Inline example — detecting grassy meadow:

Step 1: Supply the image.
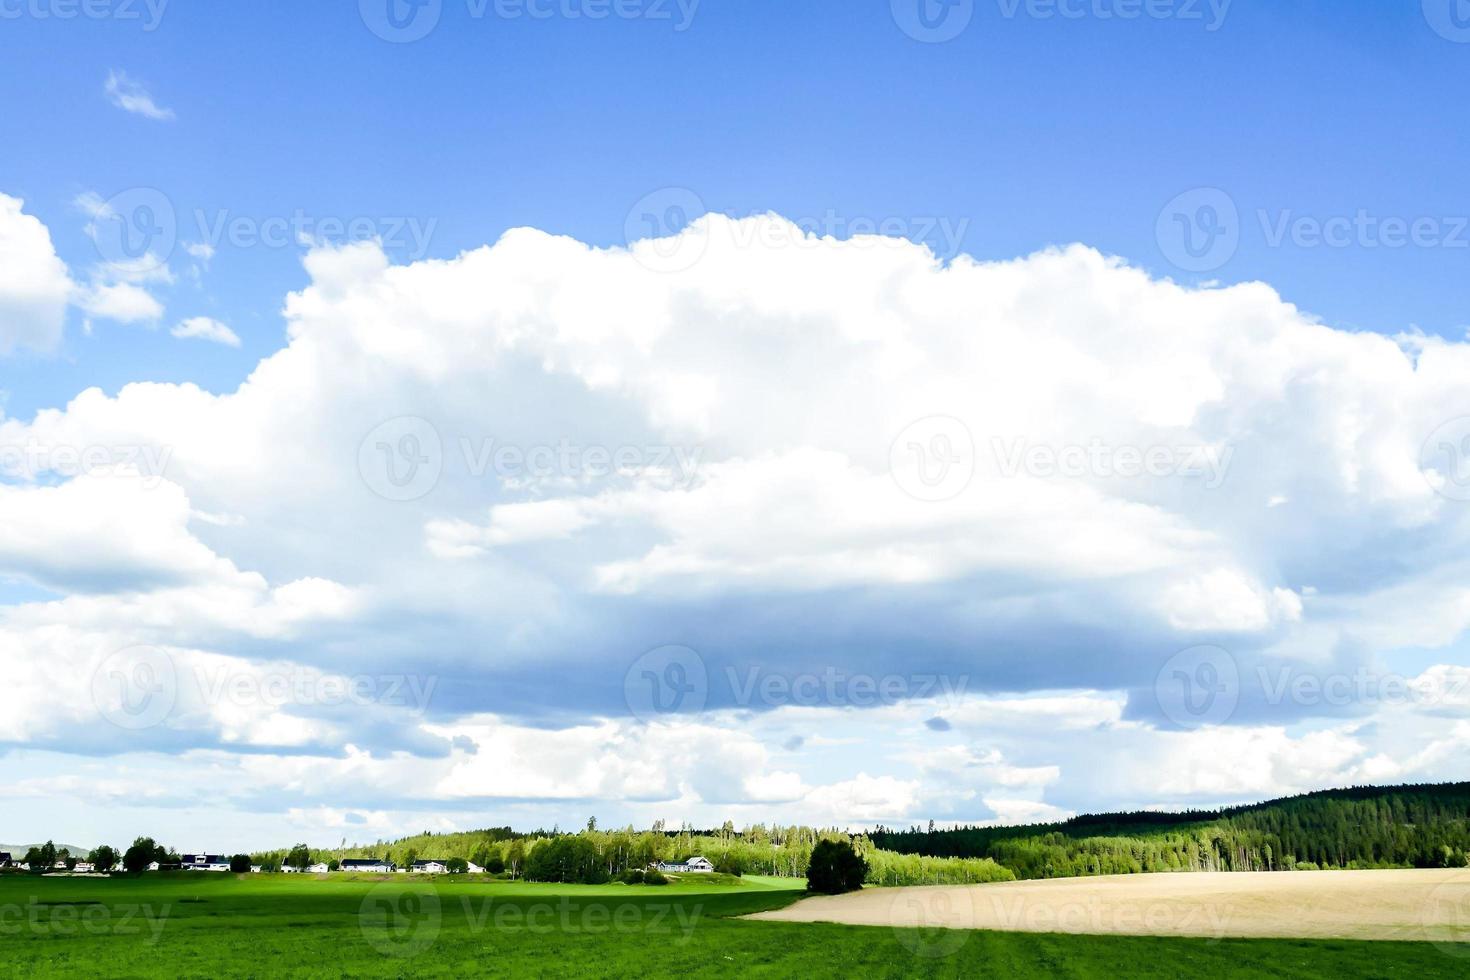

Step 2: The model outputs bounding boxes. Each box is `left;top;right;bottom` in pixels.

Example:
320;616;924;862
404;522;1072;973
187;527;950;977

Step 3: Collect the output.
0;871;1464;978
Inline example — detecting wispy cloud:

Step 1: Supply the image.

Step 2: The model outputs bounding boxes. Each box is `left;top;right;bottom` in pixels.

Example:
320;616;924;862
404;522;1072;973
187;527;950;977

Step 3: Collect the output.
104;70;175;121
171;316;240;347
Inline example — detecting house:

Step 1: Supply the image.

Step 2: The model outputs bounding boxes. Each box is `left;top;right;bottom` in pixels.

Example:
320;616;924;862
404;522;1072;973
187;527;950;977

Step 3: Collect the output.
654;856;715;874
180;854;231;872
410;860;449;874
147;861;182;872
307;863;330;874
466;862;485;874
338;859;396;873
74;862;96;874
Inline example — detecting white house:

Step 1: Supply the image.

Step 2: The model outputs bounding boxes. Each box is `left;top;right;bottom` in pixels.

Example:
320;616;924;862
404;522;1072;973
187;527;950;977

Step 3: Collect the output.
181;854;231;872
338;859;396;873
307;862;330;873
466;862;486;874
74;862;95;874
654;856;714;874
411;860;450;874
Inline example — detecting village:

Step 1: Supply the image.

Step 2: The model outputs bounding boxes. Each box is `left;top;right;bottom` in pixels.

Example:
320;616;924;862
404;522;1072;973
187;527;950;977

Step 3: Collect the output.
0;850;716;877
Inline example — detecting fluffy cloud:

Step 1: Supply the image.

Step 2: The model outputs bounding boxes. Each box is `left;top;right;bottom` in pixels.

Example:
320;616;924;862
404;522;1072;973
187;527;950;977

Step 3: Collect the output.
76;281;164;324
4;211;1470;845
0;194;71;354
104;70;175;121
172;316;241;347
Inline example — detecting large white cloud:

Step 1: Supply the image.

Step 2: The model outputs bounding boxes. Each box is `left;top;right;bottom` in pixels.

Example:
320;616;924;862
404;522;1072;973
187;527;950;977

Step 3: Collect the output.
3;211;1470;846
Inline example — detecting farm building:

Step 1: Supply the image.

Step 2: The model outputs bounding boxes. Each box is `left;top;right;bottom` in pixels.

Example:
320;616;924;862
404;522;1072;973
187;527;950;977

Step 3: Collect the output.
180;854;231;871
338;859;396;873
654;856;714;873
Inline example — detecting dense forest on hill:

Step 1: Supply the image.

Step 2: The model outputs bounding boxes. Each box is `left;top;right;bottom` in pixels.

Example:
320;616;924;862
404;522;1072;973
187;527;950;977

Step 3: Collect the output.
254;821;1014;887
871;783;1470;878
252;784;1470;885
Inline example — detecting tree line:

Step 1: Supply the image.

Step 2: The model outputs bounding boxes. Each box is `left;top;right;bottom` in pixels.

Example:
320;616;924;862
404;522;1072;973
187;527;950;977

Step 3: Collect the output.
869;782;1470;879
285;819;1014;887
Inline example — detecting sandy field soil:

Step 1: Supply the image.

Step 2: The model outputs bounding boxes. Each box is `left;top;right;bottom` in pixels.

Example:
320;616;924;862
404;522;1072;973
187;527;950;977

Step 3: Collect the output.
747;869;1470;942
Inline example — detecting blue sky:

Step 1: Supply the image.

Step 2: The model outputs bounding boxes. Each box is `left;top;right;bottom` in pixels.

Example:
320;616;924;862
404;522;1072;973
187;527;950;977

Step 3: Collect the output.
4;1;1470;416
2;2;1470;849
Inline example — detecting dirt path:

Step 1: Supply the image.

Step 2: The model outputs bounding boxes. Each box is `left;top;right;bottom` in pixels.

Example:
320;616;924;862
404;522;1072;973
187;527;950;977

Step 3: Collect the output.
746;869;1470;943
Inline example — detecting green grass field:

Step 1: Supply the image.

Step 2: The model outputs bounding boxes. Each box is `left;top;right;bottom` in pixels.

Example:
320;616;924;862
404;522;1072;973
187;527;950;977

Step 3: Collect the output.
0;872;1463;978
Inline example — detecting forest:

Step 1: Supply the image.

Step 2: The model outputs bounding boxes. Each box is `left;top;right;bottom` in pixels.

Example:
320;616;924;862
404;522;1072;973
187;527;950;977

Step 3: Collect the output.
253;819;1015;887
870;782;1470;878
249;783;1470;885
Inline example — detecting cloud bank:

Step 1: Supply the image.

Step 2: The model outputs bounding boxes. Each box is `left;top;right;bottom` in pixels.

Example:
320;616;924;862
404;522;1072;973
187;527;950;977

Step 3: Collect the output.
3;209;1470;847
